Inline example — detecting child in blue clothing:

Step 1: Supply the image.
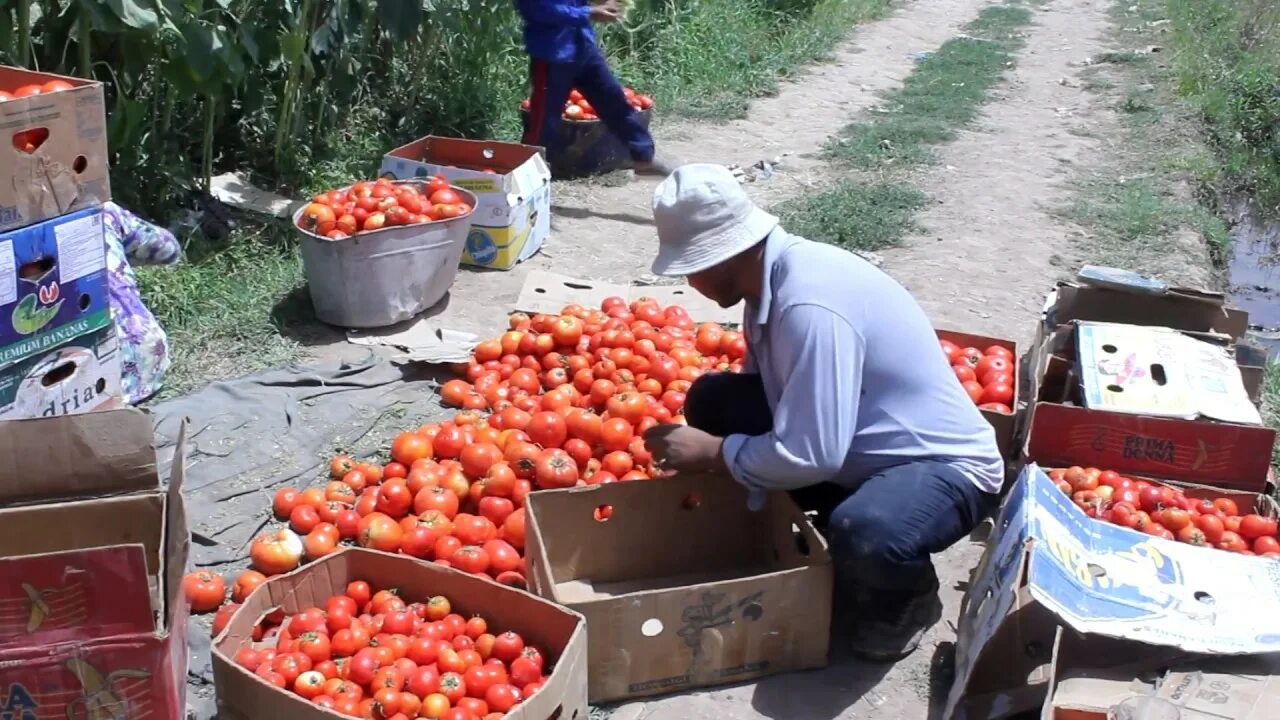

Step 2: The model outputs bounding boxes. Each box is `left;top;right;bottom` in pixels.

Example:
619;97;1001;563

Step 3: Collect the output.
515;0;675;176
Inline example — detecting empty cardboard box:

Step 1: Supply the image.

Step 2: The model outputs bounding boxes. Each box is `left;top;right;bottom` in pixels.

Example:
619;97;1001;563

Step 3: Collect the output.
525;472;832;703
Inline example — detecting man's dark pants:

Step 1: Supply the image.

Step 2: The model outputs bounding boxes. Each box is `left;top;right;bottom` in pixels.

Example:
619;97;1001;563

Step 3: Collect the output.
684;372;993;611
522;44;656;163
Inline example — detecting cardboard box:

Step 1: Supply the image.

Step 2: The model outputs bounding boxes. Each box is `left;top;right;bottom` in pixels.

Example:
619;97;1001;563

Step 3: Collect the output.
380;136;551;270
0;324;121;420
1038;268;1250;342
947;464;1280;720
0;67;111;231
1037;269;1263;402
0;408;189;720
937;327;1019;459
524;473;832;703
1025;323;1276;492
212;548;588;720
1076;322;1261;426
0;405;161;506
1041;626;1280;720
0;207;110;368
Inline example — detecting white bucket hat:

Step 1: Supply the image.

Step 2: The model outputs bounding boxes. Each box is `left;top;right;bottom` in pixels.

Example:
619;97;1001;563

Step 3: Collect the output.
651;163;779;276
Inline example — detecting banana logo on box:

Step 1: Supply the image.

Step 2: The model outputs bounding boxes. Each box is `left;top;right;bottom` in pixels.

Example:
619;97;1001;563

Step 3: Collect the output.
65;658;151;720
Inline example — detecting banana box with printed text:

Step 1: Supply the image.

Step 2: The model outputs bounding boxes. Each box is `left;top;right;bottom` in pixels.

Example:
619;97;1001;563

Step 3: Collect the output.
947;464;1280;720
0;408;189;720
380;136;551;270
0;207;110;370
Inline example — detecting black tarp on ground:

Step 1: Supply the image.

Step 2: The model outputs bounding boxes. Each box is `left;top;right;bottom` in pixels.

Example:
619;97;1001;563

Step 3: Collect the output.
150;357;453;718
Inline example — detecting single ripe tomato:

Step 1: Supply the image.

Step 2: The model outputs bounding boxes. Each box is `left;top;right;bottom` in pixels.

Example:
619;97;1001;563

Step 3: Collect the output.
182;571;226;613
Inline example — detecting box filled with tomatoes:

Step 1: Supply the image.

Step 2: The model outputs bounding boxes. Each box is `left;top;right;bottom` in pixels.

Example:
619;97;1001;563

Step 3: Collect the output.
0;408;189;720
381;136;552;271
946;464;1280;720
0;66;111;231
936;329;1019;459
524;472;832;703
519;86;655;178
211;547;587;720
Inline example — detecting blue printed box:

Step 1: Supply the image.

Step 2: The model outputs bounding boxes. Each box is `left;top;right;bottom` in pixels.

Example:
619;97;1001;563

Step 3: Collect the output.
0;207;110;370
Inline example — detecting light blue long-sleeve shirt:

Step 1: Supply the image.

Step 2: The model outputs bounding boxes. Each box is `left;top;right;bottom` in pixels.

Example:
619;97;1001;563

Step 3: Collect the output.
721;229;1004;502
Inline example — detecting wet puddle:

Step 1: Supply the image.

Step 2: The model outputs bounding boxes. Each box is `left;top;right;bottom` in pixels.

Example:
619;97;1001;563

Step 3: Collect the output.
1226;202;1280;359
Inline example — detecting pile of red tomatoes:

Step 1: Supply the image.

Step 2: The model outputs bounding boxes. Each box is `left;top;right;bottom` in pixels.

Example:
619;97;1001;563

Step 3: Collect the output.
1050;466;1280;556
938;338;1014;414
195;298;741;600
520;87;655;121
228;582;552;719
298;176;473;240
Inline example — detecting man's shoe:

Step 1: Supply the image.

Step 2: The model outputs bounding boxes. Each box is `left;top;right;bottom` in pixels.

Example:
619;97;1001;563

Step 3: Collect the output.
848;584;943;663
634;156;678;177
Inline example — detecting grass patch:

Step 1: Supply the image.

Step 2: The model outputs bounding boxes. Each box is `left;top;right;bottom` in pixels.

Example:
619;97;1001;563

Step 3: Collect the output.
776;181;927;251
138;220;309;399
1058;0;1233;282
778;1;1037;252
827;4;1034;170
1167;0;1280;213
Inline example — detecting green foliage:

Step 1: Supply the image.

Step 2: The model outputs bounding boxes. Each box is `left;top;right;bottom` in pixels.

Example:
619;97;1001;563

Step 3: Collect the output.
1167;0;1280;212
0;0;890;221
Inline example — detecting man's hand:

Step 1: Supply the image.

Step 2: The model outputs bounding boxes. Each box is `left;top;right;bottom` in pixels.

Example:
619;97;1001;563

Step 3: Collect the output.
643;424;725;474
590;0;620;23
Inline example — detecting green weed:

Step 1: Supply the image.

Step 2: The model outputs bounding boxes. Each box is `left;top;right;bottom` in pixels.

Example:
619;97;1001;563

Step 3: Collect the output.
1167;0;1280;212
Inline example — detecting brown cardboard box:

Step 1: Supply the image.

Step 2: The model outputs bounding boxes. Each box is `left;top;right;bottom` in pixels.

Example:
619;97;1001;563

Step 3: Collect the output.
1154;662;1280;718
937;328;1020;459
525;472;832;703
1035;276;1263;403
0;404;160;505
1041;626;1280;720
0;408;189;720
1024;323;1275;492
212;548;589;720
0;67;111;231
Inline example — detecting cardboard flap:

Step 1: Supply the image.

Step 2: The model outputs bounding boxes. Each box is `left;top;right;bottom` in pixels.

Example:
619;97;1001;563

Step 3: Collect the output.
1045;279;1248;340
1075;322;1261;425
162;418;190;632
0;407;157;503
526;472;827;592
1021;465;1280;654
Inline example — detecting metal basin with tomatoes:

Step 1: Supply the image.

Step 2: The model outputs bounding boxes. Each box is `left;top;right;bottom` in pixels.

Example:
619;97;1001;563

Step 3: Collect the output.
294;179;477;329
